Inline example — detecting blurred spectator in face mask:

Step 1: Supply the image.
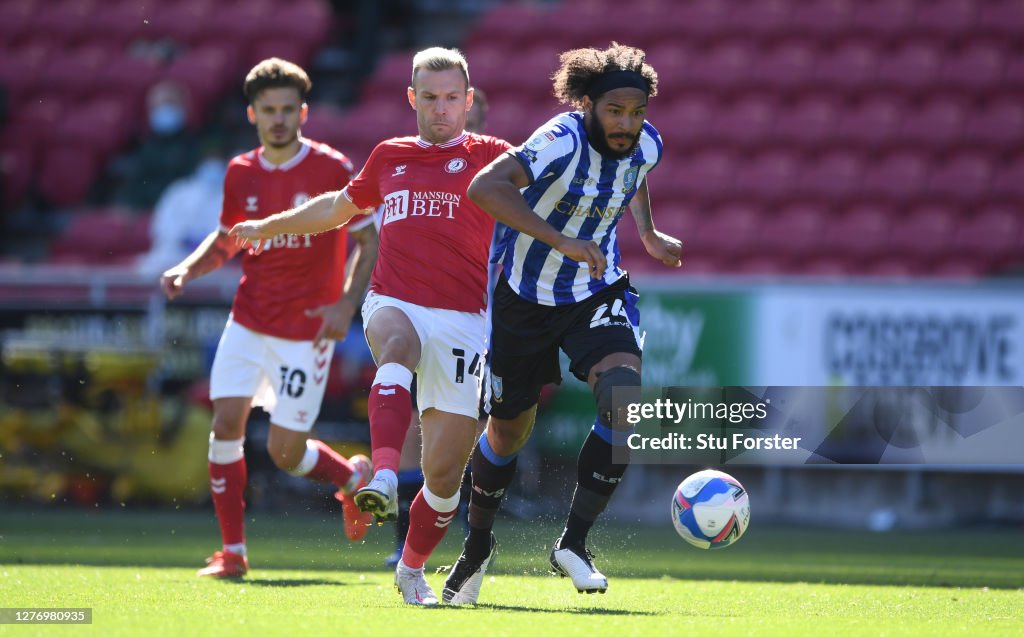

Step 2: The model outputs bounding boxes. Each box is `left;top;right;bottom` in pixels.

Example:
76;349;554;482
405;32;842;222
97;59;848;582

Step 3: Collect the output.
135;143;228;277
115;81;202;211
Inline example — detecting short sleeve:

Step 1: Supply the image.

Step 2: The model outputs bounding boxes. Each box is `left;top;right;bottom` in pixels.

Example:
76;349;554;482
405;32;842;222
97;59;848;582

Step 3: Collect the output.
343;143;387;210
218;163;245;232
511;116;579;184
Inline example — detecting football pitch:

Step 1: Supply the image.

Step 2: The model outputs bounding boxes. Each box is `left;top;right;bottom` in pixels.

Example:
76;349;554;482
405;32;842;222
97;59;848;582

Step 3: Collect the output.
0;509;1021;636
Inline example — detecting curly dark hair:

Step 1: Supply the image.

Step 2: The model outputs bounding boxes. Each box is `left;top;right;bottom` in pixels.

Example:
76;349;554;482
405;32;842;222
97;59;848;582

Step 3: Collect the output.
243;58;312;104
552;42;658;109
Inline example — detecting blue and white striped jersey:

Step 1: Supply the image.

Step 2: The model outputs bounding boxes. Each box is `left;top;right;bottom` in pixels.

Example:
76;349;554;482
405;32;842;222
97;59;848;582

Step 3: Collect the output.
496;111;662;306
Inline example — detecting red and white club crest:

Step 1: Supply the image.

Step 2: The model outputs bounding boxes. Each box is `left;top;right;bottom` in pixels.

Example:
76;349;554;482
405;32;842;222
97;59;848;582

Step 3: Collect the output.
445;158;468;174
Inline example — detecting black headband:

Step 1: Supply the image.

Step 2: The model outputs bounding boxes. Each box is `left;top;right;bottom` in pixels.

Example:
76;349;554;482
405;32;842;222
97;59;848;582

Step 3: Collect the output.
586;70;649;101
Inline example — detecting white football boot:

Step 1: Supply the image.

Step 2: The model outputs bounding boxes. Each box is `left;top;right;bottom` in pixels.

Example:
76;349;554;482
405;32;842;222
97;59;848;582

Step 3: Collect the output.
549;538;608;594
353;472;398;523
395;561;438;605
442;533;497;604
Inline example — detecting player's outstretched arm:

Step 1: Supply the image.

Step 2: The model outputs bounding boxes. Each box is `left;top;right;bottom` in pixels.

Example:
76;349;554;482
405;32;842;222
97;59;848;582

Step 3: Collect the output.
469;154;607;279
160;229;241;300
631;180;682;268
228;190;367;250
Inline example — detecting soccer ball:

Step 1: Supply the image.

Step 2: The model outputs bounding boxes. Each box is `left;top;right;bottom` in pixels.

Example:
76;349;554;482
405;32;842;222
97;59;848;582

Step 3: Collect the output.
671;469;750;549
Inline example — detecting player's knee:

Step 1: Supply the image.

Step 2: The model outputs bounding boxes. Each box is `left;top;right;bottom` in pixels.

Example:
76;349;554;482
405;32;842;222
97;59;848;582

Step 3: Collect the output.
422;467;463;500
594;365;642;430
488;415;534;456
211;413;246;440
376;332;419;369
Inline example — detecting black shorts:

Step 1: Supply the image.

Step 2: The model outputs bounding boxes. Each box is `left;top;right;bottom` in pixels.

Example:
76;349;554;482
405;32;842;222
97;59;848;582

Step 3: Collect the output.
488;274;642;419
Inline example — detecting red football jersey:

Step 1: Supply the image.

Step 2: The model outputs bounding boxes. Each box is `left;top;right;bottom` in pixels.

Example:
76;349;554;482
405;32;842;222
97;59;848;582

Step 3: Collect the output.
345;133;511;313
219;138;355;340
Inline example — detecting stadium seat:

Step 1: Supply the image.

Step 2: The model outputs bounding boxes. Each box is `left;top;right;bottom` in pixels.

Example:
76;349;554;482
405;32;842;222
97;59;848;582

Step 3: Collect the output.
926;151;994;203
812;39;880;92
731;150;801;200
36;146;102;208
154;0;218;45
165;43;243;115
35;43;112;100
773;94;840;148
976;0;1024;37
963;97;1024;150
913;0;979;38
887;204;959;258
676;255;722;276
822;204;892;258
90;0;159;43
7;93;67;149
360;51;416;104
728;255;791;277
899;96;967;150
835;94;906;147
666;0;730;41
708;94;779;148
789;0;855;37
0;39;55;103
863;257;926;279
875;40;943;91
797;149;865;201
850;0;917;36
730;0;792;40
693;202;762;257
929;256;989;279
31;0;99;45
861;150;930;202
992;154;1024;199
0;138;36;212
300;103;350;152
954;205;1023;260
0;0;39;43
749;39;817;91
669;149;738;203
938;40;1007;92
94;53;164;108
49;210;151;264
56;96;136;157
799;256;854;277
684;40;756;91
758;202;828;257
663;93;718;149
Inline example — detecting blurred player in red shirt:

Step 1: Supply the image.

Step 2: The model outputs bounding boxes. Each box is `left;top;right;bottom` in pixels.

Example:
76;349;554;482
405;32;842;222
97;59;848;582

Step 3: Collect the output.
231;48;510;604
160;58;379;578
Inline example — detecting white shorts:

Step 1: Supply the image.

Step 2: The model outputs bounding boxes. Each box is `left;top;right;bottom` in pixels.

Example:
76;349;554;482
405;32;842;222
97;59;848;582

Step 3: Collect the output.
209;316;333;432
362;291;486;420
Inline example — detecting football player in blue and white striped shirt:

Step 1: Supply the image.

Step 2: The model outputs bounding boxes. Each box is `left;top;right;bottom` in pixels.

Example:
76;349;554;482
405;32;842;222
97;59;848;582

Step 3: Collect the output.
443;43;682;603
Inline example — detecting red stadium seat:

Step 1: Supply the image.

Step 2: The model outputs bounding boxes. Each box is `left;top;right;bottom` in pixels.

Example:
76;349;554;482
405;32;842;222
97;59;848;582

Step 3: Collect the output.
875;40;943;91
773;94;840;148
731;150;801;200
850;0;917;36
7;93;67;149
94;53;164;108
153;0;218;45
759;202;829;257
835;94;905;147
300;103;350;152
887;204;958;258
693;202;762;257
0;39;55;103
799;256;854;277
926;151;994;203
797;149;865;201
930;256;990;279
731;0;792;40
862;257;925;279
34;42;113;100
823;204;892;258
664;93;718;148
1005;52;1024;91
790;0;855;38
49;210;152;264
0;137;36;212
708;94;779;148
938;40;1007;92
683;40;755;91
0;0;40;42
861;150;930;202
677;255;723;276
899;96;967;150
30;0;99;44
36;146;102;208
812;39;880;92
954;206;1023;260
976;0;1024;37
669;149;738;203
666;0;730;40
165;43;243;115
56;96;137;157
992;154;1024;199
90;0;159;43
749;39;817;91
728;255;791;277
963;97;1024;150
913;0;979;38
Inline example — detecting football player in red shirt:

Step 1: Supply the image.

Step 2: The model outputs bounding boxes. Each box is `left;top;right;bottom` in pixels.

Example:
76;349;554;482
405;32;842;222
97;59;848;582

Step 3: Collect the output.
160;58;379;578
230;48;510;604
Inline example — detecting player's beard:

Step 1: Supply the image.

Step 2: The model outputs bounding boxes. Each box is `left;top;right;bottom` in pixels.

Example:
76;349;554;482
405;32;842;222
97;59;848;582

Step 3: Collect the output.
586;115;640;160
263;126;298;150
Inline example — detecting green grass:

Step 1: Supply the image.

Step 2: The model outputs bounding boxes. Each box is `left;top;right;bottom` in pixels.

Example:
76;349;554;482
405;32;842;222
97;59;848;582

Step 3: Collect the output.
0;509;1022;636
